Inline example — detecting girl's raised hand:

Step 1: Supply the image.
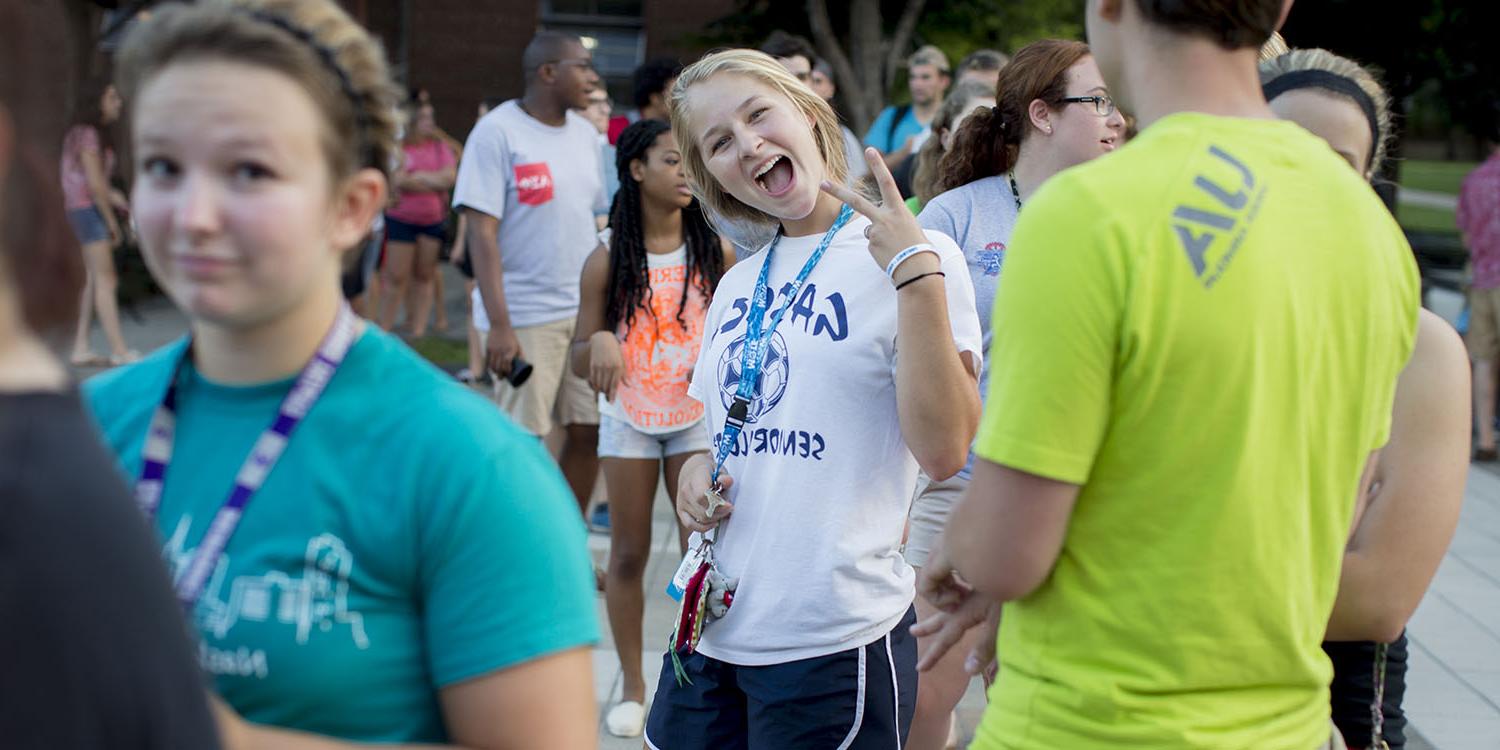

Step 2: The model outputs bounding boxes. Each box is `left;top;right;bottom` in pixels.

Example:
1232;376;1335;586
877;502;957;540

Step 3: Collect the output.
819;147;933;276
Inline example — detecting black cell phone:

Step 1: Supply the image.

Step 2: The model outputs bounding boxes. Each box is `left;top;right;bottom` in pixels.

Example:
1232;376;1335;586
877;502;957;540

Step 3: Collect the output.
506;356;533;387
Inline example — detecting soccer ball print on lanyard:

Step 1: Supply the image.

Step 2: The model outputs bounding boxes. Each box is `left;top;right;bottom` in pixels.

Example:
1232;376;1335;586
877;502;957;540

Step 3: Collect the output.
665;205;853;685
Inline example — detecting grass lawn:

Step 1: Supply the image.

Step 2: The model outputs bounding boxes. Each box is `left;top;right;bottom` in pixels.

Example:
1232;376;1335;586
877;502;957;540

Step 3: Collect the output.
406;335;469;369
1398;159;1477;195
1397;202;1458;234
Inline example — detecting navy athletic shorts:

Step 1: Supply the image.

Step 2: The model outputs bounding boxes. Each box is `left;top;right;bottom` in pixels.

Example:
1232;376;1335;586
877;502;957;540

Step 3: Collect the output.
384;215;445;243
644;606;917;749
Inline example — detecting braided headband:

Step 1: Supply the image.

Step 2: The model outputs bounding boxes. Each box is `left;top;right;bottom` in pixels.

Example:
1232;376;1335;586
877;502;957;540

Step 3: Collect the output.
239;8;374;167
1262;69;1380;170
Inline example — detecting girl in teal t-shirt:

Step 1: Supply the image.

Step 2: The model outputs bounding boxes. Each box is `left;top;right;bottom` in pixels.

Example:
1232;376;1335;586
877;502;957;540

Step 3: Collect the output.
86;1;598;747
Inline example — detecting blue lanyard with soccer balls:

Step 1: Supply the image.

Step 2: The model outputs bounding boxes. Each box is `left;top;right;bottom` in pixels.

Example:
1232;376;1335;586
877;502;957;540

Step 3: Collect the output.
708;203;853;488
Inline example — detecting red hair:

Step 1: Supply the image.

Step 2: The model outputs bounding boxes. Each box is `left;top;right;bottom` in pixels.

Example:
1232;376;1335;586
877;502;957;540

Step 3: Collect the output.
934;39;1090;195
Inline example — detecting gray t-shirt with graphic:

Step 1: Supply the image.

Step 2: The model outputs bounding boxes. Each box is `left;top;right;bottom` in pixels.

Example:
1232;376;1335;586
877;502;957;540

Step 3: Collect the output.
918;174;1019;477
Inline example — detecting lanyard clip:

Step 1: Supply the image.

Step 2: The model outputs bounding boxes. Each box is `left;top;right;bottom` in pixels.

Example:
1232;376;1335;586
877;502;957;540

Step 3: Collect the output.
725;397;750;431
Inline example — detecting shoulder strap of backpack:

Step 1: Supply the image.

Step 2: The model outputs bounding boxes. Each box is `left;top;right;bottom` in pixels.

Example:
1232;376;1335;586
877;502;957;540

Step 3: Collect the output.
887;104;912;151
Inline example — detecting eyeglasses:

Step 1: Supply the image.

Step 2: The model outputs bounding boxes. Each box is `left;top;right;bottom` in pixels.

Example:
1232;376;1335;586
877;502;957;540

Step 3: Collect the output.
1061;95;1115;117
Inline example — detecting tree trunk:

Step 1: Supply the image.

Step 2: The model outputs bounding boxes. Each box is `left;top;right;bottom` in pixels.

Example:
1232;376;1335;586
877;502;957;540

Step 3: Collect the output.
848;0;883;131
884;0;927;96
807;0;929;136
808;0;870;129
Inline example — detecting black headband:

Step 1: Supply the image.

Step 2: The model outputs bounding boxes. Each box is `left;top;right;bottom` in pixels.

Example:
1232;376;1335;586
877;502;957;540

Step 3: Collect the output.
1262;69;1380;171
240;9;374;167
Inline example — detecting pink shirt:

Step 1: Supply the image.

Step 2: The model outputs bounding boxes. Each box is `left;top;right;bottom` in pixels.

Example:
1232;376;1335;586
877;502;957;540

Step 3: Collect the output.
60;125;113;211
1459;153;1500;290
388;138;457;226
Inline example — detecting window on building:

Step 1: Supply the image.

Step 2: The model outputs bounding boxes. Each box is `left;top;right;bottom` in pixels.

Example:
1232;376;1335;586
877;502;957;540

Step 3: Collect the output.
542;0;644;110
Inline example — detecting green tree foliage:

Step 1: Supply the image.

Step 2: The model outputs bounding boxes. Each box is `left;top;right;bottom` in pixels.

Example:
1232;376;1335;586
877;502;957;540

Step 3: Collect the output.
1281;0;1500;142
696;0;1087;127
918;0;1085;69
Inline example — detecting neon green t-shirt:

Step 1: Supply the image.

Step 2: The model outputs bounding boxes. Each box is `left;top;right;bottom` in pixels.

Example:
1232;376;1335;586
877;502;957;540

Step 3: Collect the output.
972;113;1419;749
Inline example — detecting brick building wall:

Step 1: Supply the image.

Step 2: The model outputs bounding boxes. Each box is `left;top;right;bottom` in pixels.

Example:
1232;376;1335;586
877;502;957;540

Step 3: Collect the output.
643;0;726;61
345;0;734;139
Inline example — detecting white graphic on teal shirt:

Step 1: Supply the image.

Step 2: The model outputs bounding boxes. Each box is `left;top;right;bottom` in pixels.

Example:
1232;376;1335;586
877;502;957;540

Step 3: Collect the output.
164;518;371;654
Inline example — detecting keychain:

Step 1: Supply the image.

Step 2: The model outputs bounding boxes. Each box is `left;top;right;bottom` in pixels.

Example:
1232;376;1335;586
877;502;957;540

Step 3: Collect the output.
667;485;738;685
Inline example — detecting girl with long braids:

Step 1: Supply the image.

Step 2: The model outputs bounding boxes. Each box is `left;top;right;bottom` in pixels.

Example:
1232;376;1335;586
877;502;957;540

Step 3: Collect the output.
904;39;1124;750
645;49;982;748
85;1;598;746
1262;48;1469;750
571;118;732;738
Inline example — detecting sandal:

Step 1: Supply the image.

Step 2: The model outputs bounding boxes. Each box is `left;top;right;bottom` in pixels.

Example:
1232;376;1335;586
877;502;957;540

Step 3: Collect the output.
1475;447;1499;463
69;351;109;367
108;350;142;367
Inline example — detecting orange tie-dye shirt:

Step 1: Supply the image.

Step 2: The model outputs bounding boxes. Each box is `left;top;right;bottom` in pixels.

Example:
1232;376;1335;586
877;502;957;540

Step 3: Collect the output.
602;246;709;433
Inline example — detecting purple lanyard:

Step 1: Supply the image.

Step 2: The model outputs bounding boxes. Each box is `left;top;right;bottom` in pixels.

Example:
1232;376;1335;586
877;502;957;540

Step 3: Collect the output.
135;303;359;610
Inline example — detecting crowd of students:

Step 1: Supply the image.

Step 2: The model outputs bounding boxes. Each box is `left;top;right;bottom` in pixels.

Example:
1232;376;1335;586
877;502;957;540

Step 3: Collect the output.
0;0;1485;748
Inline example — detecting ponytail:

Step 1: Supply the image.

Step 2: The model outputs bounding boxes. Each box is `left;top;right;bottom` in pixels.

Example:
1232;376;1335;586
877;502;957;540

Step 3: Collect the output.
932;38;1090;195
934;106;1014;196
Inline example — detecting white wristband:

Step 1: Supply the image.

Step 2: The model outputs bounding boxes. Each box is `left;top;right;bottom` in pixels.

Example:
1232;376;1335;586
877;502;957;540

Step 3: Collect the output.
885;244;938;279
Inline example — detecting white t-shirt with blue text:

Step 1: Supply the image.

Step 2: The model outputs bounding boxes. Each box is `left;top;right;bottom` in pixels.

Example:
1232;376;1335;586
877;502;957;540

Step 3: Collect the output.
685;215;983;665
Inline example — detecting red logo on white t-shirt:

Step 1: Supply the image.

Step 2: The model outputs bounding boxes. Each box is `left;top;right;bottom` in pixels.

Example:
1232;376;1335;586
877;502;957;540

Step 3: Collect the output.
514;162;554;206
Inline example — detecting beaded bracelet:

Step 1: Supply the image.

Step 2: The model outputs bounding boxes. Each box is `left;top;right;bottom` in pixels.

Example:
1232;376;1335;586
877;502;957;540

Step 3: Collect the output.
895;270;945;291
884;243;938;279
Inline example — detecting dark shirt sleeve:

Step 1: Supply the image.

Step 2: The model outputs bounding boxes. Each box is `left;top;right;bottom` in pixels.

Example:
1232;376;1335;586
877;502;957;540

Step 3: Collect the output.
0;392;221;750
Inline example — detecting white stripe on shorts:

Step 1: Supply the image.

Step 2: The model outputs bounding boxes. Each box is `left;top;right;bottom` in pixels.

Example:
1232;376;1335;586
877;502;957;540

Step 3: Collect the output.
835;642;869;750
886;632;902;750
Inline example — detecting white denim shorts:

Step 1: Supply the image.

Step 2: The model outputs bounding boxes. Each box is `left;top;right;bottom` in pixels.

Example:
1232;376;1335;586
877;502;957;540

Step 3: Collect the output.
597;413;709;460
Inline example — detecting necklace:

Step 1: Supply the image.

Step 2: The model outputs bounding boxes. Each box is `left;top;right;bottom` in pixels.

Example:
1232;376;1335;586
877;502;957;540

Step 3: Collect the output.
1007;171;1023;211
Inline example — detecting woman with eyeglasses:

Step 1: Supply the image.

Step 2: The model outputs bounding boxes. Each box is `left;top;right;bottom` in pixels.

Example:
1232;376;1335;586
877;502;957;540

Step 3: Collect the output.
905;38;1126;750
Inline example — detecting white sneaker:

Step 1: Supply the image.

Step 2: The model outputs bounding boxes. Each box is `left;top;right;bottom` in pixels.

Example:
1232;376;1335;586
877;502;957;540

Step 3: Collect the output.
606;700;646;738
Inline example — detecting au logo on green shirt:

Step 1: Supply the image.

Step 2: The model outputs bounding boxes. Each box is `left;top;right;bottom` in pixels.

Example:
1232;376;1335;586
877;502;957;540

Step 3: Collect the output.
1172;145;1268;288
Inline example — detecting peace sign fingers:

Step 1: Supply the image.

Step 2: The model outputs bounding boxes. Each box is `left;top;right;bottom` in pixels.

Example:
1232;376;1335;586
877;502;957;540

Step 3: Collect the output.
861;146;907;210
818;170;879;221
819;147;931;274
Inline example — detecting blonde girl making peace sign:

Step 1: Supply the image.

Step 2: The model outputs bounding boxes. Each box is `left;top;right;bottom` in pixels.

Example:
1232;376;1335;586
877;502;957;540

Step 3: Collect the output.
646;48;982;749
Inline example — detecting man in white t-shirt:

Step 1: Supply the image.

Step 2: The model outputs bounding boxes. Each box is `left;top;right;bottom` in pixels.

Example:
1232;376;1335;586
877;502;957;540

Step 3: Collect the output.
454;30;608;513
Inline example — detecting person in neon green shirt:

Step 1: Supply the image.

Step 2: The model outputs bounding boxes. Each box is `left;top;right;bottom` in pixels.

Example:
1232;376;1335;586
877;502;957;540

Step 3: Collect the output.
913;1;1421;748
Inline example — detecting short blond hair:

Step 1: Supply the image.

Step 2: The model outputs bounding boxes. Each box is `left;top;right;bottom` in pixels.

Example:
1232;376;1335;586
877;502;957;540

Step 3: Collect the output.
1258;32;1290;62
669;49;849;234
116;0;402;183
909;44;950;73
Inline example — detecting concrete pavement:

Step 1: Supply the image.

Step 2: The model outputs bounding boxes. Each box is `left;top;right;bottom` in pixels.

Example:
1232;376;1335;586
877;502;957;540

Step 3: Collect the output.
1400;188;1460;212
